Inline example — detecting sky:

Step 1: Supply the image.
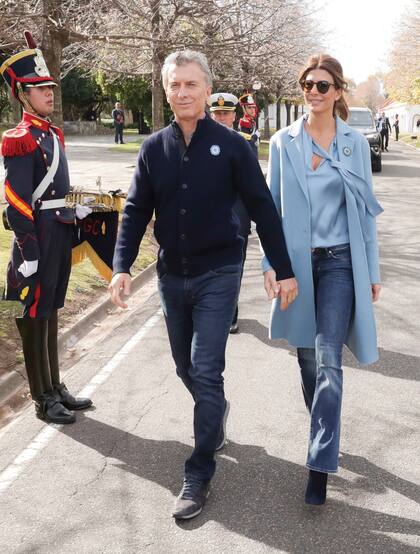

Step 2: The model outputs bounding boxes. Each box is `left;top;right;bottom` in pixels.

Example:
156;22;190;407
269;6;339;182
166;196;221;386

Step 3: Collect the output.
314;0;416;84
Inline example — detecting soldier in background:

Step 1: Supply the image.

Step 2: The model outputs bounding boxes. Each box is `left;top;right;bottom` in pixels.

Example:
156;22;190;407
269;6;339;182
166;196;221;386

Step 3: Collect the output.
1;32;92;424
112;101;125;144
238;92;260;157
209;92;251;333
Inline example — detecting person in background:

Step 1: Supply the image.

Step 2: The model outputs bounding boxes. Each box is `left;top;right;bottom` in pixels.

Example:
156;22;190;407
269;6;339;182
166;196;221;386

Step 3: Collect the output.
112;101;125;144
109;50;297;520
378;111;391;151
209;91;251;333
238;93;260;157
393;114;400;141
0;32;92;424
262;53;382;505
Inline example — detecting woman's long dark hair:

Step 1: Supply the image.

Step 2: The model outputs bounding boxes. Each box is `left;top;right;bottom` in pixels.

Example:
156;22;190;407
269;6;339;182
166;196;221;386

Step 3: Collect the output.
298;54;349;121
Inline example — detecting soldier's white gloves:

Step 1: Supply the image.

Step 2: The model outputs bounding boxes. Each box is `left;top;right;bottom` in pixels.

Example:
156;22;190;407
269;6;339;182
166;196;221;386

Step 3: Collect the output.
18;260;38;278
75;204;93;219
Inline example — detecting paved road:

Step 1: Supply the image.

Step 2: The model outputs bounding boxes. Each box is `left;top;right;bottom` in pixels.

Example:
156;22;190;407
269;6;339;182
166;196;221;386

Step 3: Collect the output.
0;140;419;553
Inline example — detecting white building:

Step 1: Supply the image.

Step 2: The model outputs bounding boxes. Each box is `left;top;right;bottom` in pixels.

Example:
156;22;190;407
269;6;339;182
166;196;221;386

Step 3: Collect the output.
258;102;305;131
378;99;420;134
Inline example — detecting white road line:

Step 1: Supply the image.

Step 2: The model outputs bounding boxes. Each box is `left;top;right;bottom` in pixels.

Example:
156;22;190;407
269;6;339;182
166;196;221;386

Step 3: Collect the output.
0;309;162;495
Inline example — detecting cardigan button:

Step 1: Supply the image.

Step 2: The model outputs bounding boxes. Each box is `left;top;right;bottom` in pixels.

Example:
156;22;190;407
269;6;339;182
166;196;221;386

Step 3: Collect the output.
180;234;186;240
183;155;189;162
180;208;186;215
181;183;188;190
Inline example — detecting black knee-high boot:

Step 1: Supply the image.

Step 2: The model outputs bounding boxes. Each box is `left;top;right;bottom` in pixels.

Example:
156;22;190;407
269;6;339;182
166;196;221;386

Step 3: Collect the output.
15;317;75;424
48;310;92;410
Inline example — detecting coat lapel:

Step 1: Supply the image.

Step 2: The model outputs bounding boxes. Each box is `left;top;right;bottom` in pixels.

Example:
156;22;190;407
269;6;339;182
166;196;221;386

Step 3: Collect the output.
285;117;309;203
335;117;360;176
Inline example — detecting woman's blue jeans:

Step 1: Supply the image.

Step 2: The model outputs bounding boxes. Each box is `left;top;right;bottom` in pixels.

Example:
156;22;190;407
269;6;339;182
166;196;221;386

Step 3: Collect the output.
297;244;355;473
158;264;241;481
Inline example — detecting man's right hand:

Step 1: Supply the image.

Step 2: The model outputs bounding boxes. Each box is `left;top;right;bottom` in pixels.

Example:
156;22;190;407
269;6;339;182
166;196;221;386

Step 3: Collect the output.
108;273;131;309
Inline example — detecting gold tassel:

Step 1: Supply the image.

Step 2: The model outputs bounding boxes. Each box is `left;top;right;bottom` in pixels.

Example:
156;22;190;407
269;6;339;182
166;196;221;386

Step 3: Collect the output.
71;241;113;282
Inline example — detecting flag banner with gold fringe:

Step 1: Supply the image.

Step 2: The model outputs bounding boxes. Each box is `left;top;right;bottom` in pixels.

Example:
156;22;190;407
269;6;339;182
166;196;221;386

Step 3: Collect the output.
72;211;119;282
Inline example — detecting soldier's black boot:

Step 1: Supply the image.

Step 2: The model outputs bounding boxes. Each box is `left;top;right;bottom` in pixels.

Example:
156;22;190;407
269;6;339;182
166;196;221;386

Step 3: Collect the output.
48;310;92;410
35;392;76;424
15;317;76;424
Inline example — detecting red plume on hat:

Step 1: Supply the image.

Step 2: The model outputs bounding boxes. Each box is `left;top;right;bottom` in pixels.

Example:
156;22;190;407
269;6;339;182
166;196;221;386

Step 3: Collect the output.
24;30;38;49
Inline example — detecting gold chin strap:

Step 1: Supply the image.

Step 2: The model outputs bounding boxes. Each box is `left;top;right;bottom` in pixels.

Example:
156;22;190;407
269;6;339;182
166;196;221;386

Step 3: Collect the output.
16;83;37;115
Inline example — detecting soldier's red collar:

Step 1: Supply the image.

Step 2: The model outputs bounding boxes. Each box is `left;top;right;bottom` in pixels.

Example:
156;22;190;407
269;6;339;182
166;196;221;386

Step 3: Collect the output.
21;111;51;132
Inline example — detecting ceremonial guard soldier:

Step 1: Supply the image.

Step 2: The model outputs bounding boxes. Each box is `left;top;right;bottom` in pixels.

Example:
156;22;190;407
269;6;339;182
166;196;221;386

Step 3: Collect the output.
209;92;251;333
1;32;92;424
238;92;260;157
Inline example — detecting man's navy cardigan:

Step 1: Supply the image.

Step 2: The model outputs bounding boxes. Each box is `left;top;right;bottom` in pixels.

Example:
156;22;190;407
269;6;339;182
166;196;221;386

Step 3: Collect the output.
113;115;294;281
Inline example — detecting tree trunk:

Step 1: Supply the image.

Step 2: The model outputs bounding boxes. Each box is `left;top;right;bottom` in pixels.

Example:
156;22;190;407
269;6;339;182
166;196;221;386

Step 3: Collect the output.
263;94;270;140
151;59;165;131
294;103;299;121
10;94;21;124
150;0;164;131
40;1;66;127
285;100;291;126
276;96;282;130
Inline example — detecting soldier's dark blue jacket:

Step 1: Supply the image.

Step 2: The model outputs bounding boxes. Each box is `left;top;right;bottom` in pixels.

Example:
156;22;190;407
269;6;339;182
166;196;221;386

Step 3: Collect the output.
113;114;293;281
2;111;74;317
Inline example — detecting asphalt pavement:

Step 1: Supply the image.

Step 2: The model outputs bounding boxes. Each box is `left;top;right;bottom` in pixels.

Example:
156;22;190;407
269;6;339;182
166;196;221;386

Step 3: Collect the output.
0;138;419;553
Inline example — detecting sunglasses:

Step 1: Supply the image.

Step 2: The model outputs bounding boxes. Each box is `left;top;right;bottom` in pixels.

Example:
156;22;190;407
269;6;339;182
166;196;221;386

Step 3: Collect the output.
300;80;336;94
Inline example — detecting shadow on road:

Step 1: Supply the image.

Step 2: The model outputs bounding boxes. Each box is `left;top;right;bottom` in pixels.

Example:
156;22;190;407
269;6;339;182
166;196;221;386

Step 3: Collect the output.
61;414;420;553
238;318;420;382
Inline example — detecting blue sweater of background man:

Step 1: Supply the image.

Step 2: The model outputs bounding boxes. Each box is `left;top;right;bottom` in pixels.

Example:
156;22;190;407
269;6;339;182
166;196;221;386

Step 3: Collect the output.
113;114;293;281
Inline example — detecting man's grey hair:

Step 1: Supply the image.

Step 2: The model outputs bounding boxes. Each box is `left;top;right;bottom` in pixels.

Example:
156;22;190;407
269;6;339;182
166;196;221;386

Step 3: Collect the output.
161;50;213;89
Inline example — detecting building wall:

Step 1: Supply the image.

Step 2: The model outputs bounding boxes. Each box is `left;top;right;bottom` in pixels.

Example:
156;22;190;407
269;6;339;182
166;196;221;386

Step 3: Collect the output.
258;103;305;131
380;103;420;133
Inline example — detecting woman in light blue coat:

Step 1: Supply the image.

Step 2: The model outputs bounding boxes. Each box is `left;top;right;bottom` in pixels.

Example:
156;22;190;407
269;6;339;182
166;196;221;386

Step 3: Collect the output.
262;54;383;505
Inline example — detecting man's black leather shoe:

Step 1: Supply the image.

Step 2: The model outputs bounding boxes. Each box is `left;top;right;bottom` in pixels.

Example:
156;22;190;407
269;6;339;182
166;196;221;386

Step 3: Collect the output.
35;393;76;424
172;478;210;520
54;383;92;410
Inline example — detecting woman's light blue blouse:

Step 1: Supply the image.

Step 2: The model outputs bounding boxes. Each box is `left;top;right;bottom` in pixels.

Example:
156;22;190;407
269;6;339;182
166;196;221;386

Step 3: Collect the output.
302;127;349;248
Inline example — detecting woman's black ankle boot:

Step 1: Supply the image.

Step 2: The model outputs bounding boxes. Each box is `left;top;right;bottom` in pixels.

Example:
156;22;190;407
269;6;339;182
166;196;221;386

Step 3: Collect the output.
305;469;328;505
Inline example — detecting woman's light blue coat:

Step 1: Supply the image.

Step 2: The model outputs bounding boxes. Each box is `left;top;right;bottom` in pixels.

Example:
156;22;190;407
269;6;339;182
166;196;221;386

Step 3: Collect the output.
262;115;383;364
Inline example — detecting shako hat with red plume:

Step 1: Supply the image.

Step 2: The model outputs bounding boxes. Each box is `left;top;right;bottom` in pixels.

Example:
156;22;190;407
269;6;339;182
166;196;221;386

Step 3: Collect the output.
0;31;57;98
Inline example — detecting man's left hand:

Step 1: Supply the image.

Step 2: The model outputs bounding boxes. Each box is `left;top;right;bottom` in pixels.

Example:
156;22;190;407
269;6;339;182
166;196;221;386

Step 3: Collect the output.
278;277;298;311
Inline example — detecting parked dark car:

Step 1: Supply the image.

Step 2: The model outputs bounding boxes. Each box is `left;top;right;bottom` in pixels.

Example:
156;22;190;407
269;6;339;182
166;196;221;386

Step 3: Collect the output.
348;107;382;172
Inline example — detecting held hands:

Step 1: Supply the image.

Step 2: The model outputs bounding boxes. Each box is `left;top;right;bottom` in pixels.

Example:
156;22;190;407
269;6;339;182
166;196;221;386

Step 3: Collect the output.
264;269;298;311
18;259;38;278
372;283;381;302
108;273;131;309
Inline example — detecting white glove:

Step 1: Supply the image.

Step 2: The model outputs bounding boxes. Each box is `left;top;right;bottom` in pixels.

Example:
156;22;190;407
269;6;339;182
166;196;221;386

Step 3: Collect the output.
75;204;93;219
18;259;38;278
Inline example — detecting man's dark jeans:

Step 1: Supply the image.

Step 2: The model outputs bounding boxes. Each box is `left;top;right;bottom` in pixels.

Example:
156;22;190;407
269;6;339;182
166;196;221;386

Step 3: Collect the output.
232;234;248;326
158;264;242;481
297;244;354;473
114;123;124;144
380;129;389;150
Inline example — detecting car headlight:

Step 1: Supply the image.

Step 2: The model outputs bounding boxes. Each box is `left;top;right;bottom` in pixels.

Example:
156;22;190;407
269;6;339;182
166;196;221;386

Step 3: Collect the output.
366;133;380;141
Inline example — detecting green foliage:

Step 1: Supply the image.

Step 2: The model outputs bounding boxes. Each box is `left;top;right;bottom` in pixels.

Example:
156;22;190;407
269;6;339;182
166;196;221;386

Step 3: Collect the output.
62;69;105;121
97;73;153;127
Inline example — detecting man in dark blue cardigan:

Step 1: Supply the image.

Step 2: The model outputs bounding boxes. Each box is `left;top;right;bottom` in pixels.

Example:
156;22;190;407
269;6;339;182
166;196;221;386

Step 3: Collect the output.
109;50;298;520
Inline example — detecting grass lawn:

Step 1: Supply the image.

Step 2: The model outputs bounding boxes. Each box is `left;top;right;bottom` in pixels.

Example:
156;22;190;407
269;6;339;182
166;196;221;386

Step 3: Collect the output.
259;140;269;161
399;133;420;149
109;136;144;154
